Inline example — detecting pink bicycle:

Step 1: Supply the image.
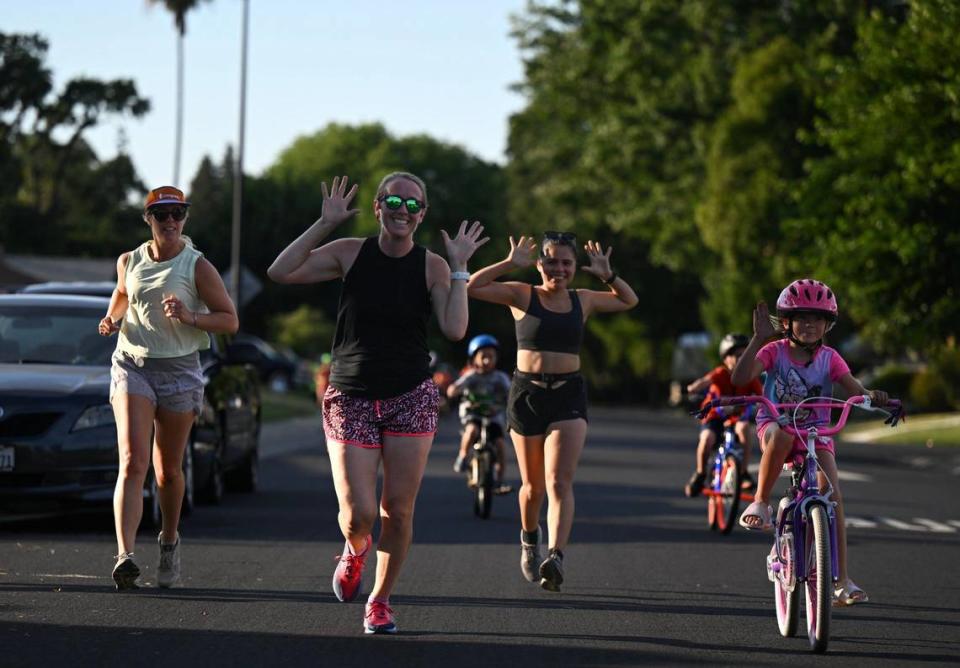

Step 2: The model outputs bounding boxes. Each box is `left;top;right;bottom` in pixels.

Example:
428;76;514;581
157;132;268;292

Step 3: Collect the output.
699;394;903;653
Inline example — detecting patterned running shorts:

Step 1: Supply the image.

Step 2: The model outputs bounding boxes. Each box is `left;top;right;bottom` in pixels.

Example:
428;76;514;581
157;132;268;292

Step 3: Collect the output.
322;377;439;448
110;349;204;416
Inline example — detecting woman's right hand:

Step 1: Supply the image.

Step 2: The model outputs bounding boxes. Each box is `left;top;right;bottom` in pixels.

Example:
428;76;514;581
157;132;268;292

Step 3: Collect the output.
753;301;776;340
98;316;120;336
507;235;538;269
320;175;360;228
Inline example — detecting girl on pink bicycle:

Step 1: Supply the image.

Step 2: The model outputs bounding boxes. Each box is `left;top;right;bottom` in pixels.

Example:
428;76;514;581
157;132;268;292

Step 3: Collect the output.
731;278;888;606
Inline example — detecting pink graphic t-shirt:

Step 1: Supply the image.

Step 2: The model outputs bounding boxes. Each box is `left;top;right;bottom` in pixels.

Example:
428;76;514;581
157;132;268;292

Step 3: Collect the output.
755;339;851;431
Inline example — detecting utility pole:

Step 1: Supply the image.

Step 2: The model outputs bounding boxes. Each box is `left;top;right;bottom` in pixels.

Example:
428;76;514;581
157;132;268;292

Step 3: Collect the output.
230;0;250;319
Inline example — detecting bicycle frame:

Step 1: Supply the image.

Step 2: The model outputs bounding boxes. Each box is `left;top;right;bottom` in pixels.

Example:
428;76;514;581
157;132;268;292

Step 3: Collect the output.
774;425;840;589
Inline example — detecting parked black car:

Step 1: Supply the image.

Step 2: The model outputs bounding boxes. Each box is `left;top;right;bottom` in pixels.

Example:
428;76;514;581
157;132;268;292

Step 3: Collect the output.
227;333;302;393
0;294;261;524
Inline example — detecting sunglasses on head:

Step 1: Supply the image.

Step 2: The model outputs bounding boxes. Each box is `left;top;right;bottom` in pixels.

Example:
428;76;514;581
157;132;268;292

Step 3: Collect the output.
378;194;425;214
150;207;187;222
543;230;577;245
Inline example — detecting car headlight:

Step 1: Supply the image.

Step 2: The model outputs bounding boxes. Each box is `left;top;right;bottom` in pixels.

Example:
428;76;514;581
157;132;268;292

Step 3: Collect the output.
72;404;116;431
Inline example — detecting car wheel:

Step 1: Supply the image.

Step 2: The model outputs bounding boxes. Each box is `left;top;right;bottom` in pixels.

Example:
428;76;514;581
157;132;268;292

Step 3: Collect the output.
228;447;258;493
199;448;224;505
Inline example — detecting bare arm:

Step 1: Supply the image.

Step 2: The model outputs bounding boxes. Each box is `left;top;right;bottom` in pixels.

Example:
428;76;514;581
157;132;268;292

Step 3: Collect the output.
267;176;360;284
190;259;239;334
837;373;889;406
430;220;488;340
731;301;773;386
467;236;537;307
98;254;129;336
687;372;714;395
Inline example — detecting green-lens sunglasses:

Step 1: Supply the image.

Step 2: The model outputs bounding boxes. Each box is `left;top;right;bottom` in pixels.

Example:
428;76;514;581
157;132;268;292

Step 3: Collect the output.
379;194;425;214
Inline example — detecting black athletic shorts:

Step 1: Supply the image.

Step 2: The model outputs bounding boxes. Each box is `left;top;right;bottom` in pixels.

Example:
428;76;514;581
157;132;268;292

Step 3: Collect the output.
507;371;588;436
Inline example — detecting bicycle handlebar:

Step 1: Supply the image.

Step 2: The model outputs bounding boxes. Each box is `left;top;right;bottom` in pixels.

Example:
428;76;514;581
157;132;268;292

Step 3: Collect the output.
692;394;904;435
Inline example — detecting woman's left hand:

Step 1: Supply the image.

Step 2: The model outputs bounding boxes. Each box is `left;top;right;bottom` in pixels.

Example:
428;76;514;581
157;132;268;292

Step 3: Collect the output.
581;240;614;282
441;220;489;270
161;294;193;325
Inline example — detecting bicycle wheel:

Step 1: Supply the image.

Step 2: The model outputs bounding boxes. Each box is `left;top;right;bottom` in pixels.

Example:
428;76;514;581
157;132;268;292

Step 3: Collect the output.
473;451;493;519
804;504;833;653
715;454;742;535
774;535;799;637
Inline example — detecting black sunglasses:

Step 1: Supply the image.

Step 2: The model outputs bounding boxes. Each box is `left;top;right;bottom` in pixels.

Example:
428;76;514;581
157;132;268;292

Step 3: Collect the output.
543;230;577;245
379;194;425;214
150;207;187;222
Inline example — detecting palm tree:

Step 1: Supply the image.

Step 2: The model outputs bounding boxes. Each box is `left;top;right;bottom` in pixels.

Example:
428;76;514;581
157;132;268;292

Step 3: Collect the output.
147;0;210;185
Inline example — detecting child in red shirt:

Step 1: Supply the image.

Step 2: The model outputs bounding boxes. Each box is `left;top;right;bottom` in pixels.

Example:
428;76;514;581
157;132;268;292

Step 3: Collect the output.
684;334;762;497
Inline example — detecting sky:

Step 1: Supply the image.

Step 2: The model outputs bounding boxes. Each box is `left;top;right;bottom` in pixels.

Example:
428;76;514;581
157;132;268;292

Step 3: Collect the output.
4;0;530;193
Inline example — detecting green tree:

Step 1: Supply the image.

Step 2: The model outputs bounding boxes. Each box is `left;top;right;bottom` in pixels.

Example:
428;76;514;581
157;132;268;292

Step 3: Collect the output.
796;0;960;352
0;31;148;255
148;0;211;185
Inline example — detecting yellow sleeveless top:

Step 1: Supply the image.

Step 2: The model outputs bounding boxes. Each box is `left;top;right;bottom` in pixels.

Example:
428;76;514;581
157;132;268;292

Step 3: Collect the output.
116;237;210;358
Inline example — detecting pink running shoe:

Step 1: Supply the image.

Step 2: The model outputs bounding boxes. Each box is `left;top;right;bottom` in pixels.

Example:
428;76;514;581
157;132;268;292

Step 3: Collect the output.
332;535;372;602
363;599;397;634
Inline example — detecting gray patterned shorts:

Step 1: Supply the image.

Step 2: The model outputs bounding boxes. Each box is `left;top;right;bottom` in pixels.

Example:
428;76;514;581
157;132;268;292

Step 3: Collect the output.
110;350;204;415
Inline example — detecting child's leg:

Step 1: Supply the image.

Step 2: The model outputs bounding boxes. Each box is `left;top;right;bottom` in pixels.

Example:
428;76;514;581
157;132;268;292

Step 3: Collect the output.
735;420;757;469
754;425;792;506
695;428;717;473
458;422;479;459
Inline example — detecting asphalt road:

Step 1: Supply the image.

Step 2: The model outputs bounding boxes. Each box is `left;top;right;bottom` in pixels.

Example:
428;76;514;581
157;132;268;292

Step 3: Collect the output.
3;407;959;667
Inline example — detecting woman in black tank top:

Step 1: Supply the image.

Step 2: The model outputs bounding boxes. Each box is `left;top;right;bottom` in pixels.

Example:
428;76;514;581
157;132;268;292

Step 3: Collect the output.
268;173;487;633
468;232;638;592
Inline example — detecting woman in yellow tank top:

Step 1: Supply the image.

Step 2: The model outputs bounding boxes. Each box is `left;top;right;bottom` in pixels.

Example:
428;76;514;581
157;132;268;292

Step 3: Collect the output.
98;186;238;590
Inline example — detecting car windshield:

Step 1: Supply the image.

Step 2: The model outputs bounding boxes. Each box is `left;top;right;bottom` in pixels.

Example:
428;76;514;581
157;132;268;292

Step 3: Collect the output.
0;305;114;366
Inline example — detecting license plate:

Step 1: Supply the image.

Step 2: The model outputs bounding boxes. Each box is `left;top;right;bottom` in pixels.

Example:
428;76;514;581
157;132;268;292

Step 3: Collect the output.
0;446;13;472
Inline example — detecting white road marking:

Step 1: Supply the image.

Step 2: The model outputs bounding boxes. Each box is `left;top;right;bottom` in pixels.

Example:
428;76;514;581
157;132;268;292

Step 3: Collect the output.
914;518;957;533
837;470;872;482
879;517;932;531
844;516;878;529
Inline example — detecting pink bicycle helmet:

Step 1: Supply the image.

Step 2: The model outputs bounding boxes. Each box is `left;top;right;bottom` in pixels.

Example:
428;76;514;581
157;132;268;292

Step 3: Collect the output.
776;278;838;323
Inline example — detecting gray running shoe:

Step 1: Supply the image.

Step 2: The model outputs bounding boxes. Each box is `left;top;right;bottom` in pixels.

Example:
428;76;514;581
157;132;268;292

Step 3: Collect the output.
157;532;181;588
112;552;140;591
539;548;564;593
520;526;541;583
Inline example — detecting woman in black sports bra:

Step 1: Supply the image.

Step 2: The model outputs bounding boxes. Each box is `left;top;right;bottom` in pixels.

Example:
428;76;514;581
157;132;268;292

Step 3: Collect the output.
468;232;637;592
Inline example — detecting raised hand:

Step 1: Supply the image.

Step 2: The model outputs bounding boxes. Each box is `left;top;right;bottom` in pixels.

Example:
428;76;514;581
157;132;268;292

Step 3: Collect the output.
441;220;489;269
580;240;613;281
753;301;776;340
507;235;538;269
320;175;360;228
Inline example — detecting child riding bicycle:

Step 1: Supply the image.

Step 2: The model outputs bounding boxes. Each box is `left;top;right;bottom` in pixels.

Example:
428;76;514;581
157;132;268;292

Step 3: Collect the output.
447;334;512;491
684;333;763;497
731;279;888;606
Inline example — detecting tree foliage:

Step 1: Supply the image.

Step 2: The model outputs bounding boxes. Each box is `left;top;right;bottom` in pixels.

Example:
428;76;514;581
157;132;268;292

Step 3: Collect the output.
0;32;148;257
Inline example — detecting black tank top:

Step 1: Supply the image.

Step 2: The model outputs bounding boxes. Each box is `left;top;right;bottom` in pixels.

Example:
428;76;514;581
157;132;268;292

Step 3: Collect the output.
515;288;584;355
329;237;431;398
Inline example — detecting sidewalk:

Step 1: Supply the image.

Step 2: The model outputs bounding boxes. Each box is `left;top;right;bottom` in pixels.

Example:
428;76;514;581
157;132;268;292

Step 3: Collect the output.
842;412;960;443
